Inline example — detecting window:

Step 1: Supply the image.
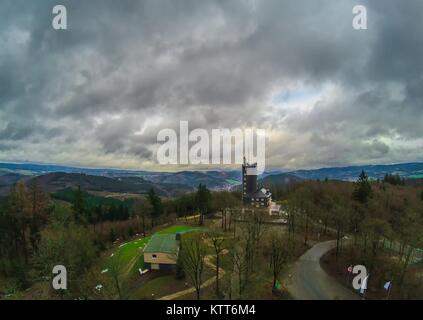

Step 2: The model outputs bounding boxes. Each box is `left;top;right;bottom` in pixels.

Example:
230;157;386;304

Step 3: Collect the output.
152;254;157;259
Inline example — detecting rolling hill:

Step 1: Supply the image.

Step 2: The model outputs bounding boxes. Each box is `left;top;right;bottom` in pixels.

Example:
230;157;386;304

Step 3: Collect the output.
288;162;423;181
142;170;241;190
0;172;194;197
260;172;303;187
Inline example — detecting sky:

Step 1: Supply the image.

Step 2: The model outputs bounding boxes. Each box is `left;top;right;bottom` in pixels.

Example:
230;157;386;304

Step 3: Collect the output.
0;0;422;171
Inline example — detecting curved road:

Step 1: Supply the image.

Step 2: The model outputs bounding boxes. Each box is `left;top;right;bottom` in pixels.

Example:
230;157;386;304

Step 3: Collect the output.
283;240;359;300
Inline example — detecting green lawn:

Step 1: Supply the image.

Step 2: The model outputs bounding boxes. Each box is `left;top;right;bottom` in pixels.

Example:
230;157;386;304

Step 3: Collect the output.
112;237;151;269
105;225;200;273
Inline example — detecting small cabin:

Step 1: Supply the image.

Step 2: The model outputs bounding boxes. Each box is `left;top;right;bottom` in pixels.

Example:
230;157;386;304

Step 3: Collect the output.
143;234;179;271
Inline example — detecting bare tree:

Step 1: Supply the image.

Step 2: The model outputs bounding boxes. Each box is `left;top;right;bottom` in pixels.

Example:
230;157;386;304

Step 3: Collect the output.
208;232;226;296
108;250;125;299
269;234;291;291
232;208;241;238
180;234;207;300
330;200;348;261
287;187;313;245
27;177;49;253
231;246;247;298
242;211;266;274
396;209;423;288
133;198;152;236
253;210;266;250
286;195;299;241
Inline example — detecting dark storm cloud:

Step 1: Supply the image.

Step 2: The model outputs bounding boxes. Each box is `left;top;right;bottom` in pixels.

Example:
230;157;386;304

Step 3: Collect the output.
0;0;422;169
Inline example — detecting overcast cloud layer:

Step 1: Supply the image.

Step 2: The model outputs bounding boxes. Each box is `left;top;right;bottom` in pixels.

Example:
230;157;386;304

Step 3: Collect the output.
0;0;422;171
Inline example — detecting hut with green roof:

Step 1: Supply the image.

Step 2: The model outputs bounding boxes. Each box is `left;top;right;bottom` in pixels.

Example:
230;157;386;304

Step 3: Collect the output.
143;234;180;271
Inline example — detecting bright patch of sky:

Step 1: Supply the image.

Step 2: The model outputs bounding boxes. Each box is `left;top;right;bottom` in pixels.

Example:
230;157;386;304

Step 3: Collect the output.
270;85;322;113
272;87;319;104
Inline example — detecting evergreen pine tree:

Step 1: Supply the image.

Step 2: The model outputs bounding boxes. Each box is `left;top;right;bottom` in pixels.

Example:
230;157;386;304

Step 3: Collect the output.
353;170;372;204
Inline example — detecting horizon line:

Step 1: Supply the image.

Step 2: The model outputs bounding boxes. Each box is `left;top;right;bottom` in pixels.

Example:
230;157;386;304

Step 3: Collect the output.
0;159;422;175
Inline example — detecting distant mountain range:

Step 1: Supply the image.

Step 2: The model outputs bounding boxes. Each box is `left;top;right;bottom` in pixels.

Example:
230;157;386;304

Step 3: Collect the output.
0;161;422;197
0;162;244;192
31;172;193;196
0;171;193;197
287;162;423;181
0;162;152;177
260;173;303;187
143;170;242;189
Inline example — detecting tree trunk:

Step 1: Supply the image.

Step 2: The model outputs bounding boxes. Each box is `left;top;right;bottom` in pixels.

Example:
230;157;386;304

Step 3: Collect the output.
238;273;243;296
399;246;414;288
324;217;328;234
142;213;146;235
304;214;309;246
336;227;341;261
363;234;367;253
215;255;220;296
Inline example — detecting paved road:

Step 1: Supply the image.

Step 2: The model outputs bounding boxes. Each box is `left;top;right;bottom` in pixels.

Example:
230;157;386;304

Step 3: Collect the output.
283;240;359;300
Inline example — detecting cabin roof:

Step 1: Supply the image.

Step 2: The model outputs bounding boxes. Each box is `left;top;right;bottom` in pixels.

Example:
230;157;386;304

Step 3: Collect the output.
143;234;178;254
252;188;272;199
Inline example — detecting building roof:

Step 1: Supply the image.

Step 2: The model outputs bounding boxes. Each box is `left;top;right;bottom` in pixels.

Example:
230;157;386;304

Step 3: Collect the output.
144;234;178;254
252;188;272;199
